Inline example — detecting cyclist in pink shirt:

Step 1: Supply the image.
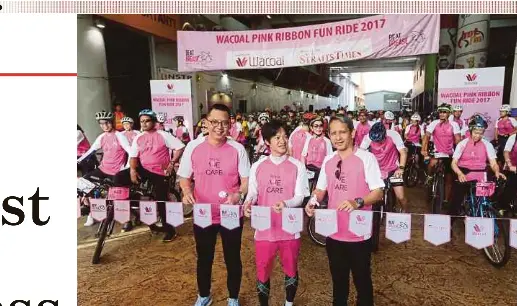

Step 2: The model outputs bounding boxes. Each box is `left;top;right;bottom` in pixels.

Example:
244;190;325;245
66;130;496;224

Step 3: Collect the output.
243;120;310;306
495;104;517;165
77;111;132;226
382;111;396;130
449;105;467;138
77;124;96;175
422;103;461;205
353;109;373;148
405;113;425;169
121;117;139;145
174;116;191;144
360;122;410;212
306;115;384;306
450;115;504;215
301;116;333;178
501;133;517;210
114;109;185;239
178;103;250;306
288;116;311;161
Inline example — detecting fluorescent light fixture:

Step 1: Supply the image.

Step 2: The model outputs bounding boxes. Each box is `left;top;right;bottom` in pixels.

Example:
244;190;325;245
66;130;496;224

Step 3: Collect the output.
94;18;105;29
266;15;272;19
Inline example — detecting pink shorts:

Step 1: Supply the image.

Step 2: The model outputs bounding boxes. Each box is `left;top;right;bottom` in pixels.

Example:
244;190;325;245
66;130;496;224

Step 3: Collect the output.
255;239;301;283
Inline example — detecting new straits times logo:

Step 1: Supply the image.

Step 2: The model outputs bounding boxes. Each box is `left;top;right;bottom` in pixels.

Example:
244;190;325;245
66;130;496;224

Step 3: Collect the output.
0;188;53;305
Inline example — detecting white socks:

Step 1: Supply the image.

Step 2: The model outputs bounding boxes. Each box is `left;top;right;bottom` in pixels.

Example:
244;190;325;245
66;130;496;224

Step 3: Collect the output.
285;302;293;306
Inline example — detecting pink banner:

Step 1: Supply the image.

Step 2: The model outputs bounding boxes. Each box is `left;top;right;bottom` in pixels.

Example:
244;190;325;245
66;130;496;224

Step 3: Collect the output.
150;80;194;140
438;67;505;141
177;15;439;72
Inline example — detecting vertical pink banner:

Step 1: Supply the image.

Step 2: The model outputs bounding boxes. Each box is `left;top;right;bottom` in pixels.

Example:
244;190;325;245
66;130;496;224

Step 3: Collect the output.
150;80;194;140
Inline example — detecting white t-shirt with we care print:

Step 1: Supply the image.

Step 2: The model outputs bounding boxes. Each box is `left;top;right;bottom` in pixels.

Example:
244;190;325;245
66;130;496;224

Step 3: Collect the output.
177;137;250;224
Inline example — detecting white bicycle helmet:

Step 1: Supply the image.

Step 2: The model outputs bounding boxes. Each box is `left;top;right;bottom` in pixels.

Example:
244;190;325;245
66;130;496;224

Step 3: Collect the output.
121;117;134;124
95;111;113;121
384;111;395;120
500;105;511;112
156;114;166;123
411;113;421;121
258;112;270;122
452;105;463;111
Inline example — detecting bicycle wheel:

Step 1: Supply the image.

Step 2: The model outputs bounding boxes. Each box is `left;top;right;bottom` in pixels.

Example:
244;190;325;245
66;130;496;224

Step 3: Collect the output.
482;208;511;267
92;219;110;264
404;163;419;188
307;216;326;247
386;188;397;213
433;175;444;214
371;203;382;253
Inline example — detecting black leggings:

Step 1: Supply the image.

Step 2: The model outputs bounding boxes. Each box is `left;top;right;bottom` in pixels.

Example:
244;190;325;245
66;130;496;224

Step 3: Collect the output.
82;168;113;184
114;166;174;234
194;220;244;299
326;238;373;306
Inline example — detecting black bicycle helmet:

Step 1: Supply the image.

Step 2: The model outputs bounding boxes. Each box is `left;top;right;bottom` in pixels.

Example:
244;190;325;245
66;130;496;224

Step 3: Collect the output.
468;115;488;130
369;122;387;142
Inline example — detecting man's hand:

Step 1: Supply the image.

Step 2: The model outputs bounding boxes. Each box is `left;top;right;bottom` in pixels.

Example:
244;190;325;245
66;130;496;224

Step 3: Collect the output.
305;203;316;217
225;192;242;205
395;169;404;178
421;150;428;157
510;165;517;173
182;189;196;205
457;172;467;183
337;200;358;212
496;172;507;180
273;201;285;213
244;201;252;218
130;169;140;184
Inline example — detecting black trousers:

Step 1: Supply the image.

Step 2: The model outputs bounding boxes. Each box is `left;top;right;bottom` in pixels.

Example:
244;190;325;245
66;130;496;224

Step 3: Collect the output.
326;238;373;306
194;220;244;299
82;168;113;184
500;171;517;209
114;166;175;234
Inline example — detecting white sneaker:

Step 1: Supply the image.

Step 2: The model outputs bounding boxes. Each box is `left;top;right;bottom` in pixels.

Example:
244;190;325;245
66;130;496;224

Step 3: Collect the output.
285;301;293;306
227;298;240;306
194;295;213;306
84;215;95;226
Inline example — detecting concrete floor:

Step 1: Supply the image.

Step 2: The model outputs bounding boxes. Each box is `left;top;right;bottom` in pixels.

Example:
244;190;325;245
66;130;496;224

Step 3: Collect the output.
77;187;517;306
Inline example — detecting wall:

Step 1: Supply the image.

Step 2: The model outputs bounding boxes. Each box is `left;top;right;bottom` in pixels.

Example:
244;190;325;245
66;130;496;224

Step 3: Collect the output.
411;56;426;98
77;15;111;142
154;39;177;72
195;72;338;115
364;92;384;111
365;91;403;111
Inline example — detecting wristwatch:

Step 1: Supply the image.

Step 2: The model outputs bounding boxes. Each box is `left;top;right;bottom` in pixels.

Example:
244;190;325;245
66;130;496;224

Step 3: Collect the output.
354;198;365;209
399;165;405;170
238;192;246;204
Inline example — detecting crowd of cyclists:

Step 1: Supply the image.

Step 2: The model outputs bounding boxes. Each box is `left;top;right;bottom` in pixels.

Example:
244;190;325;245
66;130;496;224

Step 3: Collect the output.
77;101;517;306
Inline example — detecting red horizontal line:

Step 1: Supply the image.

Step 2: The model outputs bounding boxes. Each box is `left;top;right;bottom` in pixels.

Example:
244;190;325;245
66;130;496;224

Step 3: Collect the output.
0;73;77;77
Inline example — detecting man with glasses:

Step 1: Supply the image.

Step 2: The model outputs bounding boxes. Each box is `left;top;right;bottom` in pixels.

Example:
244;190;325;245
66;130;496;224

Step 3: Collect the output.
77;111;132;226
178;103;250;306
114;109;185;239
421;103;461;206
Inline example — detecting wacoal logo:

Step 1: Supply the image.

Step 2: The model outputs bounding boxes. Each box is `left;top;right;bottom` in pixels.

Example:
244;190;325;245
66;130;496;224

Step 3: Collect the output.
466;74;477;82
166;84;174;90
236;57;248;67
144;206;152;213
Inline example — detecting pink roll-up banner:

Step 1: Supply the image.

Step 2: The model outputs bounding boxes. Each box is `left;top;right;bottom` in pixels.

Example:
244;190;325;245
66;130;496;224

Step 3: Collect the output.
90;198;107;222
438;67;505;141
113;201;130;224
140;201;158;226
177;15;439;72
150;79;193;140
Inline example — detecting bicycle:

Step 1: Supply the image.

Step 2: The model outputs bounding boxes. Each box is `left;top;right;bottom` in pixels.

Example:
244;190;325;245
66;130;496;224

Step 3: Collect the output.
404;143;423;188
372;175;403;252
458;180;511;267
427;156;449;214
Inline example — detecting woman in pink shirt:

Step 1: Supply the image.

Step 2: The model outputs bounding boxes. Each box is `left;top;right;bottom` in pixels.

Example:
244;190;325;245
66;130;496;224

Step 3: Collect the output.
306;115;384;306
244;120;310;306
495;105;517;165
301;117;333;179
353;109;373;148
174;116;191;144
288;117;311;162
450;115;505;216
121;117;139;145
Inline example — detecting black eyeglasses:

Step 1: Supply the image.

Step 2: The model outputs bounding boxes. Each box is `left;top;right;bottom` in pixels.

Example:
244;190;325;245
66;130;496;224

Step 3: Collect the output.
140;119;152;123
335;160;342;179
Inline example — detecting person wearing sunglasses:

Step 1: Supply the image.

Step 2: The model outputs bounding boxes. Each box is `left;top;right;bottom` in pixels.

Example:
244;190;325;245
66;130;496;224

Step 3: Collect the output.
360;122;410;212
305;115;384;306
196;117;209;139
113;109;185;237
243;119;310;306
301;116;333;183
178;103;250;306
421;103;461;206
77;111;132;226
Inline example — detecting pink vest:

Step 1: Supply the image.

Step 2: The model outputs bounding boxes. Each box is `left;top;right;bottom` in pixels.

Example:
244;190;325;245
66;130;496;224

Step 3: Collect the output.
433;121;455;155
369;136;399;179
255;158;298;241
290;128;309;161
325;152;372;242
406;125;421;144
191;140;241;224
123;130;137;145
457;139;488;182
306;137;328;168
99;132;127;175
497;118;514;135
77;133;90;156
135;131;171;175
355;122;371;147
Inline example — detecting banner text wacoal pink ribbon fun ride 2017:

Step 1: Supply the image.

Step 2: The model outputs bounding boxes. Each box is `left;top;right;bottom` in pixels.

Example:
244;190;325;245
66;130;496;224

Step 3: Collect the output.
177;14;440;72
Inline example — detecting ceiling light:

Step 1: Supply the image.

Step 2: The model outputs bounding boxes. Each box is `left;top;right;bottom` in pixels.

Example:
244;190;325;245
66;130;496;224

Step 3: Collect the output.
94;17;105;29
266;15;272;19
